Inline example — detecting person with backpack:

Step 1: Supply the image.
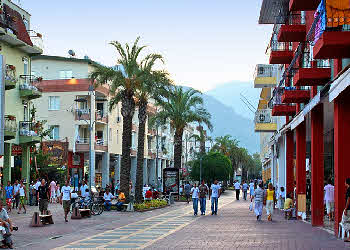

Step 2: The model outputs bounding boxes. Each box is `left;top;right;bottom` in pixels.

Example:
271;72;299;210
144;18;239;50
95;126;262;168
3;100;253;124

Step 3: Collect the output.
199;180;208;215
184;182;191;204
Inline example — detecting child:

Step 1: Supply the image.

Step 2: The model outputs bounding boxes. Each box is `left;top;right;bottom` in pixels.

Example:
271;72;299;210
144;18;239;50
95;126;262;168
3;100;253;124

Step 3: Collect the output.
284;193;294;220
56;184;61;203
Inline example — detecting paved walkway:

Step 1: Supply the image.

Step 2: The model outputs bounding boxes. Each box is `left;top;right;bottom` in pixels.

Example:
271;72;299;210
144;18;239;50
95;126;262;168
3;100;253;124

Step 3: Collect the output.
8;191;350;249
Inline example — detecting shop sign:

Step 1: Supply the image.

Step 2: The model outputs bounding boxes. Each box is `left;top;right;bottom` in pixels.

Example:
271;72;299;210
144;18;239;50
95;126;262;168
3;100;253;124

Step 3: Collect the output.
42;141;68;166
163;168;179;195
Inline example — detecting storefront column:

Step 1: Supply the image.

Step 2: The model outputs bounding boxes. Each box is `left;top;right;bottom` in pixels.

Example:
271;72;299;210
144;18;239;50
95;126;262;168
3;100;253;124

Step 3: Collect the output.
101;152;110;188
334;88;350;234
296;122;306;217
114;154;120;183
21;145;30;192
286;130;294;195
311;103;324;226
3;143;12;186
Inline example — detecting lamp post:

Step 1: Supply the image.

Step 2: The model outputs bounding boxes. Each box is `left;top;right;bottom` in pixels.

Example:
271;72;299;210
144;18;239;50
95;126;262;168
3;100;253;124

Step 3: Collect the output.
155;120;160;189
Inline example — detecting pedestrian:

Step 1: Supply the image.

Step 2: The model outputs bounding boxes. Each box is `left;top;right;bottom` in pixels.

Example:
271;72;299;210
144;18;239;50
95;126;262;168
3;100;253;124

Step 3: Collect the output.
80;180;88;198
209;180;221;215
60;180;71;223
4;181;13;213
56;183;61;203
249;180;255;199
252;182;264;221
179;185;184;196
278;186;286;209
17;181;27;214
234;180;241;201
324;178;334;222
49;180;56;203
37;179;49;215
265;183;275;221
191;183;199;216
115;180;120;194
34;178;41;206
199;180;208;215
29;181;35;206
242;181;248;201
184;182;191;204
13;180;20;210
306;179;311;214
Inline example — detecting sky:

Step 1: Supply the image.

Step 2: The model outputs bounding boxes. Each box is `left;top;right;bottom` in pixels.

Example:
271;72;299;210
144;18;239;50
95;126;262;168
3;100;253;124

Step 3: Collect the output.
21;0;272;92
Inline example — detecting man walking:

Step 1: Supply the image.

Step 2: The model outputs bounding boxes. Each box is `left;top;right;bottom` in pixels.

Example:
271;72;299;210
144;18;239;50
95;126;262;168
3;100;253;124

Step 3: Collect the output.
13;180;20;210
252;182;264;221
249;180;255;199
184;182;191;204
4;181;13;212
199;180;208;215
242;181;249;201
209;180;221;215
34;179;41;206
234;180;241;201
37;179;49;215
61;180;71;222
191;183;199;216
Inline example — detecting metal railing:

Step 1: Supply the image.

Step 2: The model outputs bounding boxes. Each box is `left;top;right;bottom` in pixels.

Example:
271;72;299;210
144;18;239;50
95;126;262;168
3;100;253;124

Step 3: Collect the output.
76;138;89;144
286;13;305;25
270;41;293;52
96;139;107;146
19;121;38;136
19;75;41;91
4;115;16;133
27;30;43;50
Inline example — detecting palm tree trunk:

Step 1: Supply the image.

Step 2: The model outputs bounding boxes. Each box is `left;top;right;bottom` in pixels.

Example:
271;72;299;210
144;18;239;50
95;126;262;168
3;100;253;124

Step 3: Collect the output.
135;100;147;203
120;91;135;202
174;128;184;169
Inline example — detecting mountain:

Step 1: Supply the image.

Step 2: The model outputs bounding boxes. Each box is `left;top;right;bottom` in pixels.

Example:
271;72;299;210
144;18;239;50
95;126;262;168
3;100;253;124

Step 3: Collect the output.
181;86;259;153
205;81;260;120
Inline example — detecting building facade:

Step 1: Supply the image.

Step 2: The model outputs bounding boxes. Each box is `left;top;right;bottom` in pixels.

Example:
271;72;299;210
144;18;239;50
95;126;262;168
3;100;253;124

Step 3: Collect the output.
1;0;43;190
255;0;350;234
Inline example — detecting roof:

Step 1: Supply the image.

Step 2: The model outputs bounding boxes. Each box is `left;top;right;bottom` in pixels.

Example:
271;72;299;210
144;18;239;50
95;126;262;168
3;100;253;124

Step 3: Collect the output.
32;55;100;67
259;0;289;24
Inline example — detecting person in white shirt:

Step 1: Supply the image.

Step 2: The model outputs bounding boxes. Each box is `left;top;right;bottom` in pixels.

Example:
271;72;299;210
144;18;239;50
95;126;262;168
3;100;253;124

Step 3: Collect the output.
234;180;241;201
34;179;41;206
13;180;20;210
249;180;255;199
103;189;114;211
324;178;335;221
80;180;88;198
209;180;221;215
191;183;199;216
60;180;72;222
50;180;56;203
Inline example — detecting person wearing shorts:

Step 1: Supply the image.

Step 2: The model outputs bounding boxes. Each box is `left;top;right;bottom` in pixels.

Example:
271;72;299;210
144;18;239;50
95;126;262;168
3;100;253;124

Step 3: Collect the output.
61;180;71;223
37;179;49;214
4;182;13;213
18;181;27;214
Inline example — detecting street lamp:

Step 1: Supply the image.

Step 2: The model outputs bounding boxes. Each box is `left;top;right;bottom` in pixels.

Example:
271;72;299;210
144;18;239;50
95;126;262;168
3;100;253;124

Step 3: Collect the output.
155;120;160;189
74;85;95;193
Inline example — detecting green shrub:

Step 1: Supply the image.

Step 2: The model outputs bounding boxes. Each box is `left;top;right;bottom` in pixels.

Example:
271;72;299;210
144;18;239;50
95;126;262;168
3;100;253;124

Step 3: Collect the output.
134;199;168;211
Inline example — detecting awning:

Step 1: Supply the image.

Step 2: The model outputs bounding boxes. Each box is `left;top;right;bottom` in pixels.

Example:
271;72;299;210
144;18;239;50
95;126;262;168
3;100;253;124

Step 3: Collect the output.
259;0;289;24
303;92;321;115
291;112;305;130
329;67;350;102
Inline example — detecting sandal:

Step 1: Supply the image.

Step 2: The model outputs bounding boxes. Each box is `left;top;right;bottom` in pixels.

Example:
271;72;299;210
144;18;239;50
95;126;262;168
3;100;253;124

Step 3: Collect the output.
344;239;350;242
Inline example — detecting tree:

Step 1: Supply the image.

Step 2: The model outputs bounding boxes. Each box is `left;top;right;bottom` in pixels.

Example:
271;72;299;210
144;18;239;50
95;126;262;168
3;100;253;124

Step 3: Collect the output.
190;151;231;184
134;66;171;203
154;86;212;169
90;37;147;201
247;153;262;180
190;124;212;154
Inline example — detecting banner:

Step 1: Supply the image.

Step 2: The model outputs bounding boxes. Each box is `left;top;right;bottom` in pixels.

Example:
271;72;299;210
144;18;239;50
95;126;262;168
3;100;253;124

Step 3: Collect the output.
163;168;179;195
41;141;68;166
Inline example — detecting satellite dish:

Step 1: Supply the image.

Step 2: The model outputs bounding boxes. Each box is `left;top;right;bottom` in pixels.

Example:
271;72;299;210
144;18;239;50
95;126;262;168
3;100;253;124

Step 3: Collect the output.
84;55;90;60
68;50;76;57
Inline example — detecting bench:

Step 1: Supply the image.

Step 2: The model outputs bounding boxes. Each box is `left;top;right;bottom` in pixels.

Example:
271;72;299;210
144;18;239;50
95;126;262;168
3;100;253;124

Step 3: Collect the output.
39;214;54;225
30;211;54;227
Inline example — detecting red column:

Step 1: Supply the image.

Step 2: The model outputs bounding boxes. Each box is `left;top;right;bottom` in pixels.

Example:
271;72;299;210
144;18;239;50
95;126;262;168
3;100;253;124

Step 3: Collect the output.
334;88;350;234
286;130;294;195
311;103;324;226
296;122;306;198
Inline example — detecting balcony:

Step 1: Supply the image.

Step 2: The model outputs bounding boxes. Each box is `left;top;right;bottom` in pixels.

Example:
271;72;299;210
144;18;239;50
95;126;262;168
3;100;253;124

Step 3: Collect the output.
254;64;277;88
75;138;89;152
281;88;310;103
96;110;108;124
293;67;331;86
313;29;350;59
95;139;108;152
27;30;44;53
254;109;277;132
277;14;306;42
19;121;40;144
289;0;320;11
5;64;17;90
269;41;294;64
4;115;17;141
19;75;42;100
272;104;296;116
74;109;90;121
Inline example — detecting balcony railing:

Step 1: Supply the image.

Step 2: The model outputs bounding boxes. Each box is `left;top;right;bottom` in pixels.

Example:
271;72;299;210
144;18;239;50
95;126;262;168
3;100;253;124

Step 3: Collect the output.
96;139;107;146
19;121;38;137
19;75;41;91
286;14;305;25
96;110;107;123
270;41;293;52
76;138;89;144
75;109;90;121
27;30;43;51
4;115;16;133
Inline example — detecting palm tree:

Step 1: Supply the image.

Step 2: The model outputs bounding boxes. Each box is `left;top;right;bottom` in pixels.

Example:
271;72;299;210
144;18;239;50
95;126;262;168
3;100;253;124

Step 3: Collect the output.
134;65;172;203
90;37;146;201
155;86;212;169
190;125;212;154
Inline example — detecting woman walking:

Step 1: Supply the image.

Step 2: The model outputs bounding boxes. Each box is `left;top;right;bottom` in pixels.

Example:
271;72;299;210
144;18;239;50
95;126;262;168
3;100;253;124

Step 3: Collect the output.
252;182;264;221
18;181;27;214
265;183;276;221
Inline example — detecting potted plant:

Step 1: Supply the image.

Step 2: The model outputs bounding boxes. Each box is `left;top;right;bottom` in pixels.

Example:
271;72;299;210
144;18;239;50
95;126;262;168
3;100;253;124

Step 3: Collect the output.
36;33;42;38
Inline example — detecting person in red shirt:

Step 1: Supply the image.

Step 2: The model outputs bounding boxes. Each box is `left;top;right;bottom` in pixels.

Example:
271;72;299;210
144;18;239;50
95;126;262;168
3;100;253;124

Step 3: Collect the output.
152;189;159;200
145;189;153;201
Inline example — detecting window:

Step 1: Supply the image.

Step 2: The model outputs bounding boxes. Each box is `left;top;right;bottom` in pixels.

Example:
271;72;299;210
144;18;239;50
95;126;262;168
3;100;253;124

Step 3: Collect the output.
48;96;60;110
59;70;73;79
50;126;59;140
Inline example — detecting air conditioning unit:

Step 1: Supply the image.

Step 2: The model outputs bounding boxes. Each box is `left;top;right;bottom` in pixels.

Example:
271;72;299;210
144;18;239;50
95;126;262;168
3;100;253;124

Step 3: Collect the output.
116;117;121;123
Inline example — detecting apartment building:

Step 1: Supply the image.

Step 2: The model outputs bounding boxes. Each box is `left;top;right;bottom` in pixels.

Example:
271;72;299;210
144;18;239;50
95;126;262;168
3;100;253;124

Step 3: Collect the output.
0;0;43;188
255;0;350;234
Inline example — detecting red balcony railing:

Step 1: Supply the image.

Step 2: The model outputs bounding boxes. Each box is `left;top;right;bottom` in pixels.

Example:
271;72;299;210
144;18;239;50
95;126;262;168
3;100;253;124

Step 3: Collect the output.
269;41;294;64
278;14;306;42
